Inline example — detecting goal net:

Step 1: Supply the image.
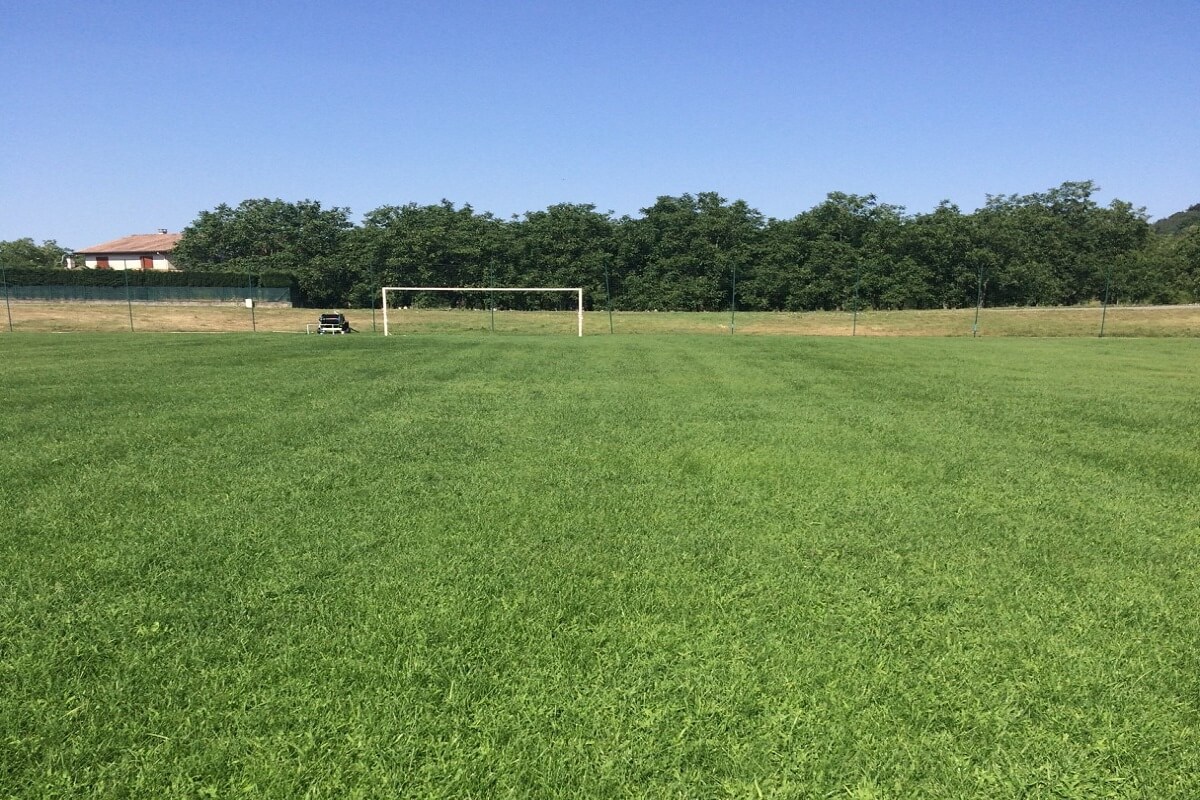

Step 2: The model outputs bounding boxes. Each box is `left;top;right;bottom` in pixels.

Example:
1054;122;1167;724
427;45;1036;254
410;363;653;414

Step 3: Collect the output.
381;287;584;336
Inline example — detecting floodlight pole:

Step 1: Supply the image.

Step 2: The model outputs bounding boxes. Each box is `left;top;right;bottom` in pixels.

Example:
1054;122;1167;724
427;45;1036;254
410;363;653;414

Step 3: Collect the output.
2;266;12;333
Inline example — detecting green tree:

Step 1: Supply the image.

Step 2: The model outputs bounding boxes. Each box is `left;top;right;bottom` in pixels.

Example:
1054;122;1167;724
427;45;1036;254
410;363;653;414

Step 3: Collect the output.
173;198;353;275
783;193;889;311
619;193;763;311
0;238;70;269
1171;225;1200;300
353;200;506;309
1108;237;1180;305
970;181;1152;306
1151;203;1200;237
895;202;978;308
507;204;616;309
740;217;815;311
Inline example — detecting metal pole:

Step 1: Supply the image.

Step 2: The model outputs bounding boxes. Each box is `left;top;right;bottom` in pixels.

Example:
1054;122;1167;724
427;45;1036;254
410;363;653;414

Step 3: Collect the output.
604;261;614;334
488;260;495;333
370;266;377;333
1099;263;1111;338
247;270;256;332
730;260;737;334
972;261;984;338
852;262;861;336
1;266;12;332
124;268;134;332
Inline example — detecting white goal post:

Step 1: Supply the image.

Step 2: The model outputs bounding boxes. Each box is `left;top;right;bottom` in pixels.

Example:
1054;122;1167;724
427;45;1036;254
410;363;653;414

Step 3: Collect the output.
381;287;584;337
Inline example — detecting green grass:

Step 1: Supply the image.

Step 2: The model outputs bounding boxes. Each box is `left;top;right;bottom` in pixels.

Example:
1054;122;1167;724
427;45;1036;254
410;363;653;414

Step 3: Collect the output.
1;334;1198;798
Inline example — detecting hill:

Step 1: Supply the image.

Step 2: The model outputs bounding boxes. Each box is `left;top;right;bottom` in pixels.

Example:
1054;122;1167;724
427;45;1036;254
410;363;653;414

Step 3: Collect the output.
1153;203;1200;236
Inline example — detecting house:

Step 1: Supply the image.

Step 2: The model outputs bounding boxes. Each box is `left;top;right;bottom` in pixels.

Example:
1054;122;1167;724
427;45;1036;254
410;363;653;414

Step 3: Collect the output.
70;231;182;270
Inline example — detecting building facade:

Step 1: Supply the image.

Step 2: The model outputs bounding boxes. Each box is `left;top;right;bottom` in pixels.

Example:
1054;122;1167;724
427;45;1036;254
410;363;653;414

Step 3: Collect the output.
70;232;182;270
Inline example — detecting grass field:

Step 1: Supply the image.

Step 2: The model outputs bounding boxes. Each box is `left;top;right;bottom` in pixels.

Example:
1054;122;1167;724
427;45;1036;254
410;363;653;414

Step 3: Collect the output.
3;301;1200;337
2;334;1198;798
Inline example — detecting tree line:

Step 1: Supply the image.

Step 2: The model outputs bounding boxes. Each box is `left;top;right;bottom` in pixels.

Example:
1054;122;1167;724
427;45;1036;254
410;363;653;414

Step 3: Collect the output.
5;182;1198;310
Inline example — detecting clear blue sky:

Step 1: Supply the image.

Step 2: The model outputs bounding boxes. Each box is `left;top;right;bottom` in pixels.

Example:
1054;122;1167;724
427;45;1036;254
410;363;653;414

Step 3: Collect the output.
3;0;1197;249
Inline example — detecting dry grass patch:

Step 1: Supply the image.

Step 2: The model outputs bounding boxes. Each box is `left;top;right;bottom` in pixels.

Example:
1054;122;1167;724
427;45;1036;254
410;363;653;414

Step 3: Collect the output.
2;302;1198;337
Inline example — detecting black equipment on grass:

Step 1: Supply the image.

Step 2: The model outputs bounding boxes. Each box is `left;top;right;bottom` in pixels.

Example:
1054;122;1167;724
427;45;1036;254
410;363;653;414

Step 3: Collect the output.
317;313;353;334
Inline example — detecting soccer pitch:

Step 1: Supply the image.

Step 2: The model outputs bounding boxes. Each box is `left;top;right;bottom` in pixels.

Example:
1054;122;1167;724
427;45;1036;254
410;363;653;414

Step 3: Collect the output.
2;334;1198;798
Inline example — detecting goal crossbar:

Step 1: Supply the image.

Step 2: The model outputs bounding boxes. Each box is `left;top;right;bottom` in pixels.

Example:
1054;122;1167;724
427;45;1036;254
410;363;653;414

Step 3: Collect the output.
381;287;584;337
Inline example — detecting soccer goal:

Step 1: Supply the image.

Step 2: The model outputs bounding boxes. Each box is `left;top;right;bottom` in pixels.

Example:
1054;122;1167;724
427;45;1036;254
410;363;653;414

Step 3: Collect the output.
381;287;584;337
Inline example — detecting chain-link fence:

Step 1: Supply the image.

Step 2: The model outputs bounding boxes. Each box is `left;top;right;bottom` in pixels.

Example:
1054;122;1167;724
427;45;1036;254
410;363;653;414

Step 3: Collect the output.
1;296;1197;337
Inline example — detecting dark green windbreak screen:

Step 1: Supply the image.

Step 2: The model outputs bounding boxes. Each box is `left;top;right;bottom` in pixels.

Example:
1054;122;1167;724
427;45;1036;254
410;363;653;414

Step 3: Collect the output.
6;285;292;303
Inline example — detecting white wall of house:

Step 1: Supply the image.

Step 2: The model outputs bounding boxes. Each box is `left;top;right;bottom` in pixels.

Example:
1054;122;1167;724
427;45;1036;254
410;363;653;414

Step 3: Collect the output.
80;253;177;270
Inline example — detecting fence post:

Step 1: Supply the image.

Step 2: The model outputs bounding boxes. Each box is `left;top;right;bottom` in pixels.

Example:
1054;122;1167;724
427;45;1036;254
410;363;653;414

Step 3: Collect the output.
730;259;737;334
852;262;861;336
488;260;495;333
370;266;378;333
124;268;134;332
605;261;614;334
972;261;984;338
2;266;12;332
247;270;256;332
1099;264;1111;338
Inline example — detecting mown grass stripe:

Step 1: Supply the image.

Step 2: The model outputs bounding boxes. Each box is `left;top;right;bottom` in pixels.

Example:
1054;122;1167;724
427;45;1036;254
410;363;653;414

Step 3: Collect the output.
1;334;1197;797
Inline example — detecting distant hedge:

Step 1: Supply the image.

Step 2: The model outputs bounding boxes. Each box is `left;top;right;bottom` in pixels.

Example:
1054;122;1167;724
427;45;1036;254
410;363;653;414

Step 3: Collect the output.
0;268;296;289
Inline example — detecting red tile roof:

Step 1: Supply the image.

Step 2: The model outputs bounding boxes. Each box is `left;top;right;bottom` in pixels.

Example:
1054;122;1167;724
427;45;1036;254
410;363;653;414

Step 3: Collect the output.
76;233;182;254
